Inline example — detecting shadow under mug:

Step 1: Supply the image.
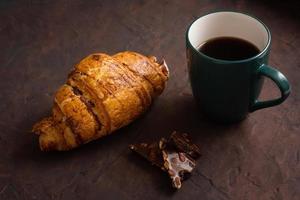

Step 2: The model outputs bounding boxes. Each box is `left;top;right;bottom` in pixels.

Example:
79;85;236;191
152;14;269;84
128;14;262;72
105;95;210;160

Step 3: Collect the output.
186;11;291;123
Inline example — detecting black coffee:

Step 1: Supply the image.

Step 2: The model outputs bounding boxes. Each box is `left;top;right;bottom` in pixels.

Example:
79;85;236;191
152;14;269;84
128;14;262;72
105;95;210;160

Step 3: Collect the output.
198;37;260;61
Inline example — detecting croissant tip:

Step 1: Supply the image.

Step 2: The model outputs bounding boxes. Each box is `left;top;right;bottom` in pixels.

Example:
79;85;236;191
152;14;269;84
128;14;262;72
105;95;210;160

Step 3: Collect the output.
32;126;41;135
160;59;169;77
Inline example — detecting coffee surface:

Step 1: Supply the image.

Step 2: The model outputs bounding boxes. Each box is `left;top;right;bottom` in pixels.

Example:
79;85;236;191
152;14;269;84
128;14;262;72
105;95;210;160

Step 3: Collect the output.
198;37;260;61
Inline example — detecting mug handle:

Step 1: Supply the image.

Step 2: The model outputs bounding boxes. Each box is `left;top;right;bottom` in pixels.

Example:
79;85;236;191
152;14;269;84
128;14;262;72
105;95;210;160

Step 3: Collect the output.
250;64;291;112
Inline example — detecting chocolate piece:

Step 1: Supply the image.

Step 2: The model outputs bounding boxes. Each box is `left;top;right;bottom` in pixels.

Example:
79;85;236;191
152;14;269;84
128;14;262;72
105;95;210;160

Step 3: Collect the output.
130;131;200;189
162;150;196;189
129;142;165;170
168;131;201;159
159;136;197;189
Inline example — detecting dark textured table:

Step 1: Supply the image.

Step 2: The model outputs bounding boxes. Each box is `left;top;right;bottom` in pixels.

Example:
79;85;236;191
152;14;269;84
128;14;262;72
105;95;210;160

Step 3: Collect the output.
0;0;299;199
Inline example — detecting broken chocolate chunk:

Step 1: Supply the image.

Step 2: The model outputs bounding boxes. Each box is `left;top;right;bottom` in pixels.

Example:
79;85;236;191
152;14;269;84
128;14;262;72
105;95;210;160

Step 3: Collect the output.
168;131;201;159
162;150;196;189
159;136;197;189
129;142;165;170
129;131;200;189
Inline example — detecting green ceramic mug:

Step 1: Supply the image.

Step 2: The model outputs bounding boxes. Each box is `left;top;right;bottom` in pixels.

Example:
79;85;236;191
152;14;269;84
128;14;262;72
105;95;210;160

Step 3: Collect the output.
186;11;290;123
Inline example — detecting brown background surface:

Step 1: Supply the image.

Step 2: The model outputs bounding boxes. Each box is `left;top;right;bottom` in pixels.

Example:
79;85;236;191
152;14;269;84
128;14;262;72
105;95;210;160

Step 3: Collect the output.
0;0;299;199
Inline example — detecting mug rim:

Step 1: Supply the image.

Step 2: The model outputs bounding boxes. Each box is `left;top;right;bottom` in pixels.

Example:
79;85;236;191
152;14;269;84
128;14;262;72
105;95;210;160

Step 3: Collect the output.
186;11;271;64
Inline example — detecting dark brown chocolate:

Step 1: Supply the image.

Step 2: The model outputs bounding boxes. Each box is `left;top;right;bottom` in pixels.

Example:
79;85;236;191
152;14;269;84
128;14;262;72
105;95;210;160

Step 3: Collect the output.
129;131;200;189
162;150;196;189
129;142;165;170
168;131;201;159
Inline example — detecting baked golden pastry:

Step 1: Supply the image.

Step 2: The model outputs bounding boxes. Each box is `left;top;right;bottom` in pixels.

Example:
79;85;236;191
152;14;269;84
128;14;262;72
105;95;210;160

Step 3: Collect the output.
33;51;169;151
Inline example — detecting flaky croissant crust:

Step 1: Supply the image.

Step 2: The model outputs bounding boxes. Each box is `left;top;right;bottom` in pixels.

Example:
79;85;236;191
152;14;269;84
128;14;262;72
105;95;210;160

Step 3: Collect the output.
33;51;169;151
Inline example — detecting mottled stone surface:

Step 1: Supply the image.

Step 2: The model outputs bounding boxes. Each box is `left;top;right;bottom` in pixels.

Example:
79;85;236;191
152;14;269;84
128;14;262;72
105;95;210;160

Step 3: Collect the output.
0;0;299;199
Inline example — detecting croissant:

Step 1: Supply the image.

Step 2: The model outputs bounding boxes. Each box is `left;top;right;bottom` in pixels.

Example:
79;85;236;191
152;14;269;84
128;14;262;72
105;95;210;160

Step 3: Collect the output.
32;51;169;151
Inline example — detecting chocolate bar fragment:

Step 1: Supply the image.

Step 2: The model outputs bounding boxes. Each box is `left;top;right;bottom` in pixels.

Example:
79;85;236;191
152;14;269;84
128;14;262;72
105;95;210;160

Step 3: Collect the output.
130;131;200;189
168;131;201;159
162;151;196;189
129;142;164;170
159;136;197;189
